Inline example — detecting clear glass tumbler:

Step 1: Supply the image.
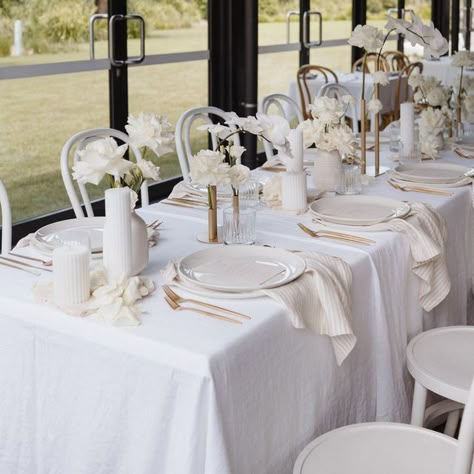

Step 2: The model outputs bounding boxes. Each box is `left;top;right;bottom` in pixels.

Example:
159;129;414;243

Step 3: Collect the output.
336;163;362;195
223;207;256;245
239;178;260;208
389;121;400;152
399;140;421;165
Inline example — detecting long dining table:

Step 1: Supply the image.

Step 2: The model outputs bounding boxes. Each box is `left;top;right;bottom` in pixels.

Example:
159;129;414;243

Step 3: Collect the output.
0;147;473;474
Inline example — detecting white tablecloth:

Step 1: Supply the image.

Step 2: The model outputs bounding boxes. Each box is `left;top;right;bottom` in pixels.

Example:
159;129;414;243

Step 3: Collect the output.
423;57;474;86
287;71;407;119
0;149;472;474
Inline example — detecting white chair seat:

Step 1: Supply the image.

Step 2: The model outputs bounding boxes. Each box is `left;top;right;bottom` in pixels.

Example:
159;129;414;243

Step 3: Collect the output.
408;327;474;405
294;422;458;474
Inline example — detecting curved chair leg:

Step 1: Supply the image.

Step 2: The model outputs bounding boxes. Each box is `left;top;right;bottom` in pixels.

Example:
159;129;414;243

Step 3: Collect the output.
411;381;428;426
444;409;462;437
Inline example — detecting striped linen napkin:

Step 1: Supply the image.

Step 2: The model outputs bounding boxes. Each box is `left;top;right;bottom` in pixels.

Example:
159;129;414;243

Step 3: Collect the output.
314;202;450;312
162;251;355;366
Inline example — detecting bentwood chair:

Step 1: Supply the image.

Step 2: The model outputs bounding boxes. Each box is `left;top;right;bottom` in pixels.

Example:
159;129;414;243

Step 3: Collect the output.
352;53;390;73
0;179;12;254
318;83;359;133
259;94;304;161
297;65;339;119
293;377;474;474
61;128;147;218
382;50;411;72
393;61;424;120
408;327;474;437
175;106;241;181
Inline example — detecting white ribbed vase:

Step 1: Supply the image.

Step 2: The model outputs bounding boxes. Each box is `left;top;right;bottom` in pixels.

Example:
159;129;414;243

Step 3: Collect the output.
130;211;149;276
312;149;342;192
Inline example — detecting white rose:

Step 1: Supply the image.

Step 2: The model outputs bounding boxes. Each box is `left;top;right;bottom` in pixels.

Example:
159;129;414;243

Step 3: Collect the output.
373;71;389;86
136;159;160;181
310;96;344;123
256;113;291;146
420;133;440;159
341;94;356;105
367;98;383;114
229;164;250;189
348;24;384;52
73;137;133;185
451;51;474;68
229;144;246;160
125;112;174;157
420;107;446;136
189;150;231;187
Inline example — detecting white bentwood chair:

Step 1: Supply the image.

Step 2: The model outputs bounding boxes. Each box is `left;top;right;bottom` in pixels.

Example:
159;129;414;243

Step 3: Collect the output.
61;128;147;218
408;326;474;436
259;94;304;161
293;377;474;474
175;106;241;181
0;178;12;254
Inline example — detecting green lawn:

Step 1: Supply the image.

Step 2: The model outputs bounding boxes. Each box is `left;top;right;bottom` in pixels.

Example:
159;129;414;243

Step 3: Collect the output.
0;20;391;222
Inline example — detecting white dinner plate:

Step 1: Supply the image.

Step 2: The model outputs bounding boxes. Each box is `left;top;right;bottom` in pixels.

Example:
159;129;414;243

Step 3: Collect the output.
178;246;306;293
309;195;410;226
393;162;472;184
34;217;105;253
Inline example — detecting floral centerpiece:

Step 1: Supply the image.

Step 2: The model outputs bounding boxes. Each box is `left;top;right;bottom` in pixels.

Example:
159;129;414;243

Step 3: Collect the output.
349;13;448;174
419;107;447;158
451;51;474;128
409;73;451;110
300;95;357;191
73;112;174;204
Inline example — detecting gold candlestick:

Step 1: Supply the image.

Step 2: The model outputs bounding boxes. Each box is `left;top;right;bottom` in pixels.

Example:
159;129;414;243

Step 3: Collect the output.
208;185;217;243
374;83;380;177
360;99;367;175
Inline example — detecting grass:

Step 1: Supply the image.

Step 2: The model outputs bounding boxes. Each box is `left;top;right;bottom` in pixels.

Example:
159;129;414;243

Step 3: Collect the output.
0;20;392;222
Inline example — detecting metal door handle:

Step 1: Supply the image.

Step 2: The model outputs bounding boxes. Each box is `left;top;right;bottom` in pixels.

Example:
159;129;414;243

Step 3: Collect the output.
303;11;322;48
89;13;107;60
286;10;300;44
109;14;146;66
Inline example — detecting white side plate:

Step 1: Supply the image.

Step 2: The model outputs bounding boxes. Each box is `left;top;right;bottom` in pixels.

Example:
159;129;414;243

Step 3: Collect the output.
393;162;471;184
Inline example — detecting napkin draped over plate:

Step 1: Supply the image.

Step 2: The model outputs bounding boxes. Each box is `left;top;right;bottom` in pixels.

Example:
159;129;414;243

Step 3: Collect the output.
162;251;355;366
314;202;450;312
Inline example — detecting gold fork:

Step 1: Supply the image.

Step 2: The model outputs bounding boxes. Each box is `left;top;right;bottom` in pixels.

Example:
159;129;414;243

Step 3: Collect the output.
162;285;251;319
298;223;375;245
388;180;451;196
163;296;242;325
8;252;52;266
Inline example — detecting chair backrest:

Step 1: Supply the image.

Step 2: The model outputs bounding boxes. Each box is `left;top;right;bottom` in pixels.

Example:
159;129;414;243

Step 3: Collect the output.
393;61;424;120
175;106;241;181
61;128;147;218
297;65;339;119
0;179;12;254
382;50;410;72
259;94;304;161
454;377;474;474
318;83;359;133
352;53;390;73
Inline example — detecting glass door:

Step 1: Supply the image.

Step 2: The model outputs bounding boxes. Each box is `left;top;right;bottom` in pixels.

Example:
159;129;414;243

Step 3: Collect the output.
0;0;208;230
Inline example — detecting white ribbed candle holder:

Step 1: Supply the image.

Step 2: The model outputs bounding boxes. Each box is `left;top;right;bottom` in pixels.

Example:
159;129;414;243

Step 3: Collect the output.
400;102;415;152
103;187;133;282
287;128;304;172
281;171;307;212
53;245;90;305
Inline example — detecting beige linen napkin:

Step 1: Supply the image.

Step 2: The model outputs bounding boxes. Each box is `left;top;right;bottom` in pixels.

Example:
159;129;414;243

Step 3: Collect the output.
314;201;450;312
162;251;355;366
168;181;231;205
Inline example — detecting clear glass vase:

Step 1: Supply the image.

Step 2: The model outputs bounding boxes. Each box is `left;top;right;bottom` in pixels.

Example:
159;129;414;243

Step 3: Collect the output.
223;206;256;245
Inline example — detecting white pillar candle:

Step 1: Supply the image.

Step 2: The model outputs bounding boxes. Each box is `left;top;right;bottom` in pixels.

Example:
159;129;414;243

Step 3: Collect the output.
287;128;304;172
103;187;133;282
281;171;307;212
53;245;90;306
400;102;415;152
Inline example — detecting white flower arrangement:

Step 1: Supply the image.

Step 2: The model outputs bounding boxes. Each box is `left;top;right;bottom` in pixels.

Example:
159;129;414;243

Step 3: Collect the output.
72;112;174;199
419;108;446;159
300;96;357;156
348;24;384;52
188;150;231;187
409;73;450;108
451;51;474;68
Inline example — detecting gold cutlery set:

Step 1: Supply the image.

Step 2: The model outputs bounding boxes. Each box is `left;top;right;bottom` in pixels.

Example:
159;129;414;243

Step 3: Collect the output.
162;284;250;324
298;223;375;246
387;179;452;196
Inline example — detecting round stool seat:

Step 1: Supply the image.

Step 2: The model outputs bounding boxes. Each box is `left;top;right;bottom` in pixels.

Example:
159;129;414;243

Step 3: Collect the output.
294;422;457;474
407;326;474;404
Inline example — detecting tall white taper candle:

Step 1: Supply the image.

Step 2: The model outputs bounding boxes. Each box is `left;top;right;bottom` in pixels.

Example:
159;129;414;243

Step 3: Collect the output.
287;128;304;172
400;102;415;152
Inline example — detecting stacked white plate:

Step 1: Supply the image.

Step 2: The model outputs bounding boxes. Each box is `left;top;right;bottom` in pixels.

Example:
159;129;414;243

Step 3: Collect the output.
309;195;410;226
392;162;473;186
32;217;105;255
176;246;306;298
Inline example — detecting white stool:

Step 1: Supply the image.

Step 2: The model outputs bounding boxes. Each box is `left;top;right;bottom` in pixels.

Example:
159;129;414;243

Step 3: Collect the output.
407;326;474;434
293;378;474;474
